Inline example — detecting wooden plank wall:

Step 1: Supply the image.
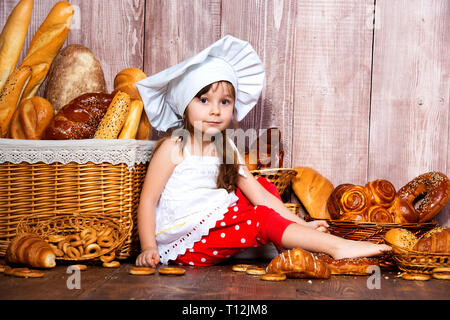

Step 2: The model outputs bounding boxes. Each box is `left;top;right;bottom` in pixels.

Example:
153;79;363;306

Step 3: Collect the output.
1;0;448;226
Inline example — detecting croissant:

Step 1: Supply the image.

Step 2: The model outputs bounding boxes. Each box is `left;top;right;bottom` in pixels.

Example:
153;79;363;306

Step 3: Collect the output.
266;248;330;279
6;233;56;268
413;228;449;253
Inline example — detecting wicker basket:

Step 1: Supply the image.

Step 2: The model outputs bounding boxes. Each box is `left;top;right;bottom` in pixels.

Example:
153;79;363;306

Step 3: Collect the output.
0;139;154;258
16;212;129;262
284;202;300;216
304;214;437;244
386;243;450;274
251;168;297;195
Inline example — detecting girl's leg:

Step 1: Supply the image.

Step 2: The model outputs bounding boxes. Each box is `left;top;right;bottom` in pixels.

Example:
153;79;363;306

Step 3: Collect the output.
280;223;391;260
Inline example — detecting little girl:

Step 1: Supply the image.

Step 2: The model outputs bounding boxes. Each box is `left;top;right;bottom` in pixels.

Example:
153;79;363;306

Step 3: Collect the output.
135;35;391;267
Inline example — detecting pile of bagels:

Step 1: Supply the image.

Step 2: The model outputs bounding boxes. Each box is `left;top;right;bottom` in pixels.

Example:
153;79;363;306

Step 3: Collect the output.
0;0;150;141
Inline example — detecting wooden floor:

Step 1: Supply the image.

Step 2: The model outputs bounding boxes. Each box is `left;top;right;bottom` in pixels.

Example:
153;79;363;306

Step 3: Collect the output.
1;258;448;301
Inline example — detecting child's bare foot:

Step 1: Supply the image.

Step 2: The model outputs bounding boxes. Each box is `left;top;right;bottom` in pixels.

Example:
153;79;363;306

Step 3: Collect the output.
332;240;392;260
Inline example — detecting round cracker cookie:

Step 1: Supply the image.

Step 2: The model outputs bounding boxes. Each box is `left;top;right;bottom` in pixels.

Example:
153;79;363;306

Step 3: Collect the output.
0;264;7;273
402;273;430;281
130;266;156;275
158;267;186;275
4;267;29;276
232;264;258;272
261;273;287;281
246;267;266;276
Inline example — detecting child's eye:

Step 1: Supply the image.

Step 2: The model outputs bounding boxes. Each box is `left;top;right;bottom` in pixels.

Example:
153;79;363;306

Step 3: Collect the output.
221;99;230;105
200;97;208;103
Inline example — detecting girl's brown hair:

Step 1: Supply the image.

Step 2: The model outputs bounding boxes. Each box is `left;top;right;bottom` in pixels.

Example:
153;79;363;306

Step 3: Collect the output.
150;81;241;193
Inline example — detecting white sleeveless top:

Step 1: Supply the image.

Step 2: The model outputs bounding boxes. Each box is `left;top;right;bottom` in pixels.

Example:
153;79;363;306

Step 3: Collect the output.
155;137;247;264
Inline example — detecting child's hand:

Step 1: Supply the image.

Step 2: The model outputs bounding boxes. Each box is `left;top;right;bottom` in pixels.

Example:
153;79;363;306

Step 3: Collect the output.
136;247;160;268
305;220;329;233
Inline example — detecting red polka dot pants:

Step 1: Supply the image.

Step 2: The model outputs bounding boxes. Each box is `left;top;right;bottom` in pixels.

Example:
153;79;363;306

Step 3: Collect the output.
172;177;294;267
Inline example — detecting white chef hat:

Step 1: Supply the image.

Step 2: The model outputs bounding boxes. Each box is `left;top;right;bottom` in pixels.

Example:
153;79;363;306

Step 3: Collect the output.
136;35;265;132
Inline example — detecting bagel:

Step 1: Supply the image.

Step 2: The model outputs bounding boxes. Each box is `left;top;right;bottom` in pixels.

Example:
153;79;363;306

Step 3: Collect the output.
432;267;450;280
80;227;97;239
12;269;44;278
232;264;258;272
260;273;287;281
47;234;65;243
97;235;114;248
158;267;186;275
100;251;116;263
129;266;156;275
245;267;266;275
102;260;120;268
401;273;430;281
70;264;87;271
65;234;83;247
85;243;101;256
66;246;81;259
0;264;7;273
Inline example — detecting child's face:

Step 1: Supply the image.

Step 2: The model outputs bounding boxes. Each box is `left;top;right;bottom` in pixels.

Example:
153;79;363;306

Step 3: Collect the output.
186;82;235;137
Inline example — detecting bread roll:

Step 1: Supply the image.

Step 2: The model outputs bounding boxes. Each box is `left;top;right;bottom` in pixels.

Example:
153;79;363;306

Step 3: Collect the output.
19;1;74;99
413;227;449;253
8;97;54;139
0;66;32;137
44;44;107;111
113;68;151;140
0;0;33;92
384;228;418;251
113;68;147;100
118;100;143;139
291;167;333;219
44;92;113;140
94;91;131;139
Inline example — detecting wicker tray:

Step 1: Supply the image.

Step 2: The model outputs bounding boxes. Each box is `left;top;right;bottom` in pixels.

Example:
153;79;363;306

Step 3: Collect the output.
0;139;154;258
16;212;129;262
304;214;437;244
251;168;297;195
386;243;450;274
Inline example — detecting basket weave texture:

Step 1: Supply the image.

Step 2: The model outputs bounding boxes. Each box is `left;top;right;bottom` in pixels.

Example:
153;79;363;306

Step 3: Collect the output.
387;243;450;274
251;168;297;195
0;161;147;258
304;214;437;244
17;212;129;261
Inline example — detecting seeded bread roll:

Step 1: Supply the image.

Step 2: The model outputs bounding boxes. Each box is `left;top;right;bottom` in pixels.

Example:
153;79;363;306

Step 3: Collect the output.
94;91;130;139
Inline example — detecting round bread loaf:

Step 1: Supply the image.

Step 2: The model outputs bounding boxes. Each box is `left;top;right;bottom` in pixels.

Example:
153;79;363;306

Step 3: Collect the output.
44;44;107;112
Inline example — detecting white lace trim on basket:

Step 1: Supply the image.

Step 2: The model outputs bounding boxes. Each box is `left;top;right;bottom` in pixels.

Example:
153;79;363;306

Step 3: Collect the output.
158;200;234;265
0;138;155;170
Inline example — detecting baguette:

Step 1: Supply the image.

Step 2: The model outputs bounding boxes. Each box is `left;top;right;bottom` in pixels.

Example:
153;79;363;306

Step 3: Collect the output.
0;0;33;92
8;96;54;139
94;91;131;139
118;100;143;139
19;1;73;99
0;66;32;137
